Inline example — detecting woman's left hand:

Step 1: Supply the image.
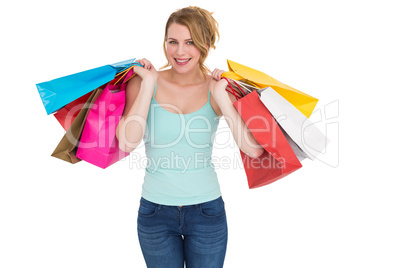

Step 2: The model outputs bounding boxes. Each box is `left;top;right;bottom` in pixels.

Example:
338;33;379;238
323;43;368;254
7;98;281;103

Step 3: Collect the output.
211;68;226;81
209;68;228;97
209;69;264;158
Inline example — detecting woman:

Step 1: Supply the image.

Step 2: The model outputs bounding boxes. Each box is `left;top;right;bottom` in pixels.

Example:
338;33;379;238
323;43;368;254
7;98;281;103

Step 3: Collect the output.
116;6;264;268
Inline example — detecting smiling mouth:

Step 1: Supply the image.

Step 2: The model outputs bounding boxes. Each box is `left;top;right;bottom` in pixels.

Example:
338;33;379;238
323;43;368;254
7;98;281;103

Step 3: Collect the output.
175;58;191;63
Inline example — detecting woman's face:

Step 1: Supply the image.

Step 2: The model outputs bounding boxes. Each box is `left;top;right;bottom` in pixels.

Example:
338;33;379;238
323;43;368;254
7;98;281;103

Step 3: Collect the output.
166;23;201;74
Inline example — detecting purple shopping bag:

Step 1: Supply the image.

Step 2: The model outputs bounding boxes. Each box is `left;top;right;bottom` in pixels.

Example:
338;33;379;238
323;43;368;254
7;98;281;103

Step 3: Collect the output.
76;68;135;168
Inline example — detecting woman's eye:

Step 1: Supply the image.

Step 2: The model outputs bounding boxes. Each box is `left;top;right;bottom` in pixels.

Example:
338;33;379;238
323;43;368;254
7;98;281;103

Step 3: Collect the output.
168;40;193;45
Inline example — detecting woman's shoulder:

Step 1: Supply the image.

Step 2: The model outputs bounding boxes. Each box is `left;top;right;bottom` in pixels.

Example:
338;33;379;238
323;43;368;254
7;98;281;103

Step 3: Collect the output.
157;69;169;76
156;69;173;86
157;69;171;81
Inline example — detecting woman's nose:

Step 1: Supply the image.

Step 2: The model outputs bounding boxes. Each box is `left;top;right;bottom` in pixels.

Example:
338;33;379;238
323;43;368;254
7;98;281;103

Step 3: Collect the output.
176;44;185;55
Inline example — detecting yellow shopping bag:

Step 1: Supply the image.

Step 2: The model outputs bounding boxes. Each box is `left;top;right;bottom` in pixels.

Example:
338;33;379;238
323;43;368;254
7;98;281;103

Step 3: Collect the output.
222;59;318;118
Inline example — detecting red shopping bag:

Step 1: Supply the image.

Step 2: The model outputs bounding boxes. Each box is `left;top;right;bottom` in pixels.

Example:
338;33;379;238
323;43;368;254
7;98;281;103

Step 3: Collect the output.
233;90;302;188
53;91;93;131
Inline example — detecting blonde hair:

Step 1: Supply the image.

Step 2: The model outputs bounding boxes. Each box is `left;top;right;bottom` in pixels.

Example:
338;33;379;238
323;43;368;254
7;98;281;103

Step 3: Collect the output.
161;6;220;75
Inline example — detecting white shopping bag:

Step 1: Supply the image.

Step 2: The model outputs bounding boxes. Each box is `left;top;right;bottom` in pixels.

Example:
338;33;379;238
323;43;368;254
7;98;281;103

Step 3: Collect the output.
259;87;328;160
282;129;309;161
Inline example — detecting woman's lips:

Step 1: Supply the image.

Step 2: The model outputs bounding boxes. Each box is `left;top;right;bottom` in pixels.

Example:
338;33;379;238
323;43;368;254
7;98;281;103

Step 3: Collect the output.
175;58;191;65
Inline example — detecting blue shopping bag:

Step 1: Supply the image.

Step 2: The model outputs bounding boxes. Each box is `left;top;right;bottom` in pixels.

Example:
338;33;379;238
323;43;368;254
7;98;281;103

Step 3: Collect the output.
36;58;137;115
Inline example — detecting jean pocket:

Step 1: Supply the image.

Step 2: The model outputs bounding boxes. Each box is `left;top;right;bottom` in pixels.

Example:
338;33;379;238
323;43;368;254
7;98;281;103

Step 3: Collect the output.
200;197;226;218
138;199;158;218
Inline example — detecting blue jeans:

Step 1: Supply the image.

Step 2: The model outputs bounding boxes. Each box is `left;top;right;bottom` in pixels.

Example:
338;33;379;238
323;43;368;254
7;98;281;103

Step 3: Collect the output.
137;197;228;268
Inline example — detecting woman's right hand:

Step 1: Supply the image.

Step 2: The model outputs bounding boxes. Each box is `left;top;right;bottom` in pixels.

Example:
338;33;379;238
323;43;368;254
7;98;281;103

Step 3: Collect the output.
133;58;158;85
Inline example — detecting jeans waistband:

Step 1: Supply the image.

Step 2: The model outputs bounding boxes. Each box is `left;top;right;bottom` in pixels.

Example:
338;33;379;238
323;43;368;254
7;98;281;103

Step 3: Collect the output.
140;196;223;209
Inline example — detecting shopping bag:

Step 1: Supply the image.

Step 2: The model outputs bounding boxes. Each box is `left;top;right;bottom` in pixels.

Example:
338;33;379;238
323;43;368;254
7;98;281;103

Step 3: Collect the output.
51;88;102;163
36;58;137;115
222;59;318;118
233;90;302;188
75;67;136;169
52;68;132;131
259;87;328;160
53;91;93;131
283;130;309;162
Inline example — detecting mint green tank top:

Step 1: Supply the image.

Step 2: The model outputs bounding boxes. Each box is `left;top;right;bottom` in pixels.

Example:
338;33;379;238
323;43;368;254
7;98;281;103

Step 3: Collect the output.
141;84;221;206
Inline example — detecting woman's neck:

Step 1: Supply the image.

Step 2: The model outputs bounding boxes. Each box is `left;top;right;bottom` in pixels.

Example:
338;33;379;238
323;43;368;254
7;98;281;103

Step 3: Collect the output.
165;68;206;86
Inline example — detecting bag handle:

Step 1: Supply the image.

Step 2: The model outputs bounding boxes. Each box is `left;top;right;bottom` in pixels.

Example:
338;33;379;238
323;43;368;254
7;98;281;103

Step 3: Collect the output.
222;77;246;100
229;79;247;96
113;62;143;85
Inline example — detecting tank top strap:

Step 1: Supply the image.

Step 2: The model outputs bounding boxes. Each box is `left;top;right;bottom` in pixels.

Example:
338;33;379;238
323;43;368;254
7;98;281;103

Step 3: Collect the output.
208;89;211;102
153;82;157;98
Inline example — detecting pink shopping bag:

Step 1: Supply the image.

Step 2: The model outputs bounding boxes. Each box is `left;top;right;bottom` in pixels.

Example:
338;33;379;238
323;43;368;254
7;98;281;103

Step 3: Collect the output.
76;68;135;168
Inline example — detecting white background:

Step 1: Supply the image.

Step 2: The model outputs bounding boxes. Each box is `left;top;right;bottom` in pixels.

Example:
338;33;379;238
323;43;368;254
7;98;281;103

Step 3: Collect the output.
1;0;401;267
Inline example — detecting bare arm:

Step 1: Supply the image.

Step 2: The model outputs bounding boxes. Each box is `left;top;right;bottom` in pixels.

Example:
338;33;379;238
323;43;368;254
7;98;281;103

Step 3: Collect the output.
210;70;264;158
116;59;158;152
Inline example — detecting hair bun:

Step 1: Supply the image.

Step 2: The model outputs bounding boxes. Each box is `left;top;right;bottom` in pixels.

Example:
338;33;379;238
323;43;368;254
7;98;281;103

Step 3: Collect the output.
188;6;219;49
